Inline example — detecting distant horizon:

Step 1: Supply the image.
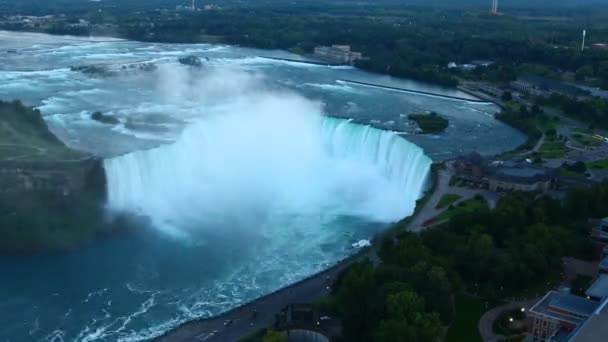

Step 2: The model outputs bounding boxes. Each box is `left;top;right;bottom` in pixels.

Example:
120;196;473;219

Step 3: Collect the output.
1;0;608;9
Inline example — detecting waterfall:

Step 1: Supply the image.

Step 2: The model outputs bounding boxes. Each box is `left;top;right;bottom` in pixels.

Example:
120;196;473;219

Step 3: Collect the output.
104;112;431;235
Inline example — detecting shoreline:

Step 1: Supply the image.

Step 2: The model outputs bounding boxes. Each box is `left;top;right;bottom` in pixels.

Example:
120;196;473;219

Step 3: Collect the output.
1;29;515;340
154;248;372;341
1;28;458;90
154;168;441;341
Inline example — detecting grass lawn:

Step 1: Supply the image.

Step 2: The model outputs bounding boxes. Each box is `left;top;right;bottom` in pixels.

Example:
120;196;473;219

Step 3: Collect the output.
572;127;594;135
536;138;567;159
558;168;585;177
572;133;601;147
534;115;560;132
236;329;267;342
437;197;488;221
540;150;566;159
445;294;485;342
539;139;565;151
436;193;462;209
588;158;608;170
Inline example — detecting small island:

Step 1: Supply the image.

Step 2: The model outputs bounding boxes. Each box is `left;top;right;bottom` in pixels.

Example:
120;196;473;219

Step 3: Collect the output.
91;111;120;125
408;112;449;134
178;55;203;67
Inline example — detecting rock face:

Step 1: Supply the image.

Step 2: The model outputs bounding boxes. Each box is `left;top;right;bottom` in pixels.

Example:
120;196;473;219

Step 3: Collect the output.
0;158;105;197
91;111;120;125
178;55;203;67
71;64;115;77
0;100;107;252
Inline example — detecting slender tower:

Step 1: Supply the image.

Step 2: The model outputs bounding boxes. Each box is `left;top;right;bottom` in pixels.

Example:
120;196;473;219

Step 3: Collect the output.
192;0;195;11
582;30;587;52
491;0;498;14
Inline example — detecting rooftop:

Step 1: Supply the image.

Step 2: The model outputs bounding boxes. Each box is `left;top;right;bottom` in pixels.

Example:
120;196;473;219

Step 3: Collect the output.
568;298;608;342
550;327;575;342
492;164;553;184
599;256;608;270
530;291;599;325
517;75;587;97
585;275;608;299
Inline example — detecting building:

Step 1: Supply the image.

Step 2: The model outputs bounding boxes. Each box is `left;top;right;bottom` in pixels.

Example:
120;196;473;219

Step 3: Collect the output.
567;297;608;341
526;252;608;342
472;60;495;67
275;304;340;342
453;153;556;192
597;253;608;274
313;45;363;65
511;76;587;98
585;274;608;301
527;290;599;341
590;218;608;257
591;44;608;51
454;152;486;178
489;163;556;192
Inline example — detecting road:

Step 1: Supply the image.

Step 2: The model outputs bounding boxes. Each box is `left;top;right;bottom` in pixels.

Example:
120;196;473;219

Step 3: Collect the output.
155;252;369;342
478;298;539;342
407;165;498;232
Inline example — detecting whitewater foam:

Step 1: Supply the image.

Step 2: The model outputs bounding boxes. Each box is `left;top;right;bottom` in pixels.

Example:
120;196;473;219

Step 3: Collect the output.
104;91;431;235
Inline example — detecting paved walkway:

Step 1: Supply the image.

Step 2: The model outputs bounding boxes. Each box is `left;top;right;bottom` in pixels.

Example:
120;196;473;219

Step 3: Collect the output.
407;166;497;232
478;298;539;342
517;133;546;156
154;252;370;342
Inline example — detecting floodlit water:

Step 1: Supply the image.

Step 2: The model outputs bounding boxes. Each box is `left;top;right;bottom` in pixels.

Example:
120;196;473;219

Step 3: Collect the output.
0;31;525;341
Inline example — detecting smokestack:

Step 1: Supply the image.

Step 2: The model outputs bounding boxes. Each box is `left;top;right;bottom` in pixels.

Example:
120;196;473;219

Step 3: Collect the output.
582;29;586;52
192;0;195;11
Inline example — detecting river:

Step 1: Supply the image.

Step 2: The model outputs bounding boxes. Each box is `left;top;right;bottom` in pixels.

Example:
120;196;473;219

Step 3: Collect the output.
0;31;524;341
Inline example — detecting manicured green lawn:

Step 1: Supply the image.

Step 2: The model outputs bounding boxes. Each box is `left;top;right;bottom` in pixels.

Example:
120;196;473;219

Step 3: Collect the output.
572;133;601;147
437;197;488;221
572;127;594;135
445;294;485;342
588;158;608;170
558;168;585;177
534;116;560;132
538;151;566;159
539;139;565;151
236;329;266;342
536;138;567;159
436;193;462;209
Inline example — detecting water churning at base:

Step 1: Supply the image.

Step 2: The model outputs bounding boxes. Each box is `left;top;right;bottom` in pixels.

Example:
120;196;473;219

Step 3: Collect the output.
102;70;431;235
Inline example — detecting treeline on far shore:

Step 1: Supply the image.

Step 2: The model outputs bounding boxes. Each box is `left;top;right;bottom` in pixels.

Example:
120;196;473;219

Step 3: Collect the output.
2;4;608;89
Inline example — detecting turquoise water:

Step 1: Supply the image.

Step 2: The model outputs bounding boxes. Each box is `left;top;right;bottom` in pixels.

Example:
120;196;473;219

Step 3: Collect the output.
0;31;524;341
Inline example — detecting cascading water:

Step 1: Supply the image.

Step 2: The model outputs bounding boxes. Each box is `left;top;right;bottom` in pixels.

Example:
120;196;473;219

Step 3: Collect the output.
103;94;431;235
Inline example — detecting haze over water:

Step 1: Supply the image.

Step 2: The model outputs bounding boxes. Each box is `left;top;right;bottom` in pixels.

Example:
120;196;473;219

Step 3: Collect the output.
0;31;525;341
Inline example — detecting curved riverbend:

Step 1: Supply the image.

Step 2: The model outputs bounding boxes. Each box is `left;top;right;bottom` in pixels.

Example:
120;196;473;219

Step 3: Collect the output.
0;31;525;341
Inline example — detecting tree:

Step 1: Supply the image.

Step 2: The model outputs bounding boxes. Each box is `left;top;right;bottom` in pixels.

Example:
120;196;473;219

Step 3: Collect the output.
501;91;513;102
336;261;377;342
263;329;286;342
373;290;442;342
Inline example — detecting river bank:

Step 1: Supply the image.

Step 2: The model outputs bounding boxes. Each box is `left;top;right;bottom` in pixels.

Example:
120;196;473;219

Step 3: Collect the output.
0;27;457;89
154;249;371;342
0;30;529;341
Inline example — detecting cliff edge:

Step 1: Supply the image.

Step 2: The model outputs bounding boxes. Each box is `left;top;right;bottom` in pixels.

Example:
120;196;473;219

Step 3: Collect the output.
0;100;107;252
